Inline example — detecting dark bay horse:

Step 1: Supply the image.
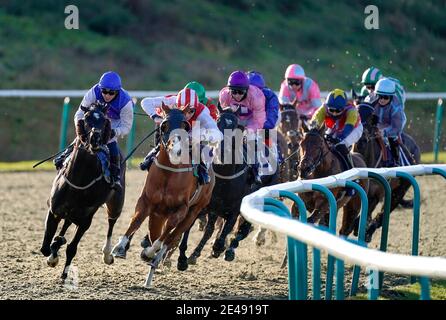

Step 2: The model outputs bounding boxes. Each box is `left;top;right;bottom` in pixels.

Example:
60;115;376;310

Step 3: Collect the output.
40;103;125;281
112;104;214;286
295;126;369;236
183;110;253;266
353;104;420;242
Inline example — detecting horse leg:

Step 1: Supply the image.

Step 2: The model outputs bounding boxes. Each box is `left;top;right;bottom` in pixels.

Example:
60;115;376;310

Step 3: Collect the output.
212;214;237;258
40;210;61;257
102;218;117;265
339;201;360;237
197;210;207;232
140;213;170;262
177;227;191;271
225;218;252;261
112;195;150;259
189;213;218;265
253;227;267;246
61;218;92;281
47;219;71;267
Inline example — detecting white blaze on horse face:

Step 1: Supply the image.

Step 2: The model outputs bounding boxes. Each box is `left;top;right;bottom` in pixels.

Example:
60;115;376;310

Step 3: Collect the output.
168;129;190;164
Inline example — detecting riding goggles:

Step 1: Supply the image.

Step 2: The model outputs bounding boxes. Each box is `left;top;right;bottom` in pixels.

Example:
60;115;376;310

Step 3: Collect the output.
287;79;303;86
101;88;118;96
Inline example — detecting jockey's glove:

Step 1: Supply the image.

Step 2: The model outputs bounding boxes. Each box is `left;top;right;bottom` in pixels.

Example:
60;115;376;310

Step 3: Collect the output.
151;115;163;125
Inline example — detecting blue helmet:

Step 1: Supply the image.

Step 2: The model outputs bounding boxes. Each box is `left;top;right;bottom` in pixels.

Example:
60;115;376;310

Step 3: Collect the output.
246;70;265;89
99;71;122;91
325;89;348;111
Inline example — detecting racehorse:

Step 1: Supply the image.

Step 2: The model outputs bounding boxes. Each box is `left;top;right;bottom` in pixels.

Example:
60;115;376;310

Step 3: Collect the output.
112;103;214;284
278;104;301;182
353;103;420;242
183;109;253;266
295;125;369;236
40;102;125;282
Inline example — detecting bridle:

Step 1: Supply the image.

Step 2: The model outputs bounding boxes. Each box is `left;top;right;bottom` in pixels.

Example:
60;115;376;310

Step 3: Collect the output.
297;132;330;177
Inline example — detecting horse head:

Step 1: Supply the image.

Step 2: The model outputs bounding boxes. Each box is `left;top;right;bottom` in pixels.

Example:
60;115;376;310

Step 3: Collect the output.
159;102;191;164
80;102;111;153
279;104;301;148
297;125;327;179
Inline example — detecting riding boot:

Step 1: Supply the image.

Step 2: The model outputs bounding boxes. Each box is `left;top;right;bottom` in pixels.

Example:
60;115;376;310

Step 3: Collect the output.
197;162;210;185
388;137;400;166
109;154;122;191
53;144;74;170
335;143;355;196
140;130;161;171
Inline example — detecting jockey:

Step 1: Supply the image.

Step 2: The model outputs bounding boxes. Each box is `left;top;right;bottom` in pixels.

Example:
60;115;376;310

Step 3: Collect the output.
184;81;218;121
53;71;134;190
278;64;321;122
311;89;363;177
370;78;407;167
246;70;281;183
219;70;266;184
140;88;221;184
361;66;406;110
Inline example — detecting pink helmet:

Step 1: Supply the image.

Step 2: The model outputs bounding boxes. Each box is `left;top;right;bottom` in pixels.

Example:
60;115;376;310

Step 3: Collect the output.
285;64;306;80
176;88;199;110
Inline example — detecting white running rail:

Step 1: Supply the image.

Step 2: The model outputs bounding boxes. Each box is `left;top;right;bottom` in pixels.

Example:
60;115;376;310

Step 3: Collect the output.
240;164;446;278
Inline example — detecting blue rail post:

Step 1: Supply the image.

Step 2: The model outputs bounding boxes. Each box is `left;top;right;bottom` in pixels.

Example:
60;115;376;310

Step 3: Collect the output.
345;181;369;297
433;98;443;162
310;184;337;300
278;191;308;299
126;97;137;168
368;171;392;293
419;277;431;300
395;171;421;284
59;97;71;151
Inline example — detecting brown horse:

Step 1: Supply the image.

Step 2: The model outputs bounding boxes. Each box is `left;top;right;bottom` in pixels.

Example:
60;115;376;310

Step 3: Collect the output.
112;104;214;285
295;126;369;236
353;105;420;241
278;104;302;182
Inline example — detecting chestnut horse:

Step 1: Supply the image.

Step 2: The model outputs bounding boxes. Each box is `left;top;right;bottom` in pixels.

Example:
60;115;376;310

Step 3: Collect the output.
112;104;214;286
40;102;125;282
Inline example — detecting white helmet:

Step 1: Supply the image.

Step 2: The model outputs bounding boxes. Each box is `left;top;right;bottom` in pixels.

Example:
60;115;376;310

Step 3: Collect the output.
375;78;396;96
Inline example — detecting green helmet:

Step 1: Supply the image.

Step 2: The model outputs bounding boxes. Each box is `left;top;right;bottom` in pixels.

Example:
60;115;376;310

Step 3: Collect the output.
184;81;207;105
361;67;383;85
360;86;369;97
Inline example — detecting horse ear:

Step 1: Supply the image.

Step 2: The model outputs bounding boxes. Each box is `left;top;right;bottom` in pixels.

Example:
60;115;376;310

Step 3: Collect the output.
161;101;170;115
217;102;224;114
301;120;309;133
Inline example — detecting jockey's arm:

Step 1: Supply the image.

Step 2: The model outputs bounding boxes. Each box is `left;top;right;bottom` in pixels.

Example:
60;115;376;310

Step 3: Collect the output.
74;87;96;124
263;89;279;130
338;109;359;140
113;101;134;137
247;86;266;131
383;107;405;138
310;106;326;128
140;96;177;120
196;107;223;145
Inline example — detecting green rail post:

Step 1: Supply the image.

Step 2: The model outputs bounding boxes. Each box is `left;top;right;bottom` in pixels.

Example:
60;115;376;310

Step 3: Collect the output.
433;98;443;162
395;171;421;284
345;181;369;297
419;277;431;300
311;184;337;300
59;97;71;151
368;268;380;300
263;199;299;300
368;171;392;293
335;259;345;300
278;191;308;300
126;97;137;168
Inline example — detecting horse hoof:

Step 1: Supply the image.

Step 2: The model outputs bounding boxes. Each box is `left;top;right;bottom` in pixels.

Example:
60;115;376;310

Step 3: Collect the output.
140;236;151;248
177;259;189;271
40;246;51;257
140;249;153;263
103;254;114;265
211;250;221;258
111;245;127;259
187;255;197;265
255;238;265;247
224;249;235;262
47;255;59;267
